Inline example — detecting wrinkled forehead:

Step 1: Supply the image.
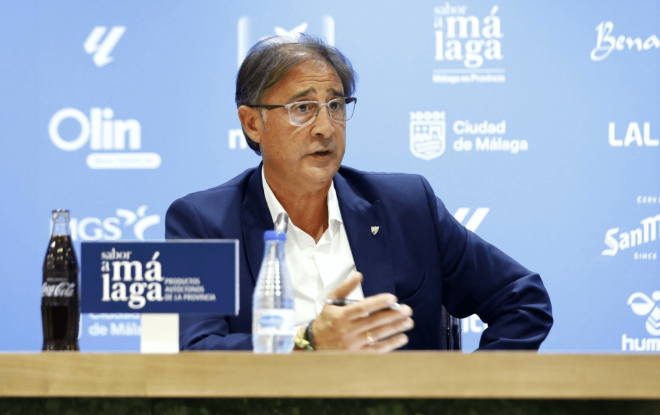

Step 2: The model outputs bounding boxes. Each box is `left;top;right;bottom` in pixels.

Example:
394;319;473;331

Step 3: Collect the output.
265;53;342;96
254;43;345;104
280;45;333;77
279;61;342;95
288;58;337;81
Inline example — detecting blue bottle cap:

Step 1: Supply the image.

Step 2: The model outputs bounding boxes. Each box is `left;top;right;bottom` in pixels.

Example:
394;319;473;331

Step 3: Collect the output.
264;230;286;241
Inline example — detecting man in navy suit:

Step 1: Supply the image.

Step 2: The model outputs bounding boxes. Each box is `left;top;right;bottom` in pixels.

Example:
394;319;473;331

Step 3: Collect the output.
166;35;553;352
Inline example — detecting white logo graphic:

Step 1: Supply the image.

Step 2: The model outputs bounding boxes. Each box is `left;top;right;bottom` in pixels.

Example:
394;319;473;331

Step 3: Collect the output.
453;208;489;232
461;314;488;333
602;214;660;257
410;112;526;157
608;122;658;147
101;251;164;309
628;292;660;336
67;206;160;242
88;321;141;337
84;26;126;67
591;22;660;62
410;111;445;160
85;314;141;337
274;23;308;39
433;4;504;84
638;196;660;205
452;119;527;154
100;250;216;310
42;282;76;298
49;107;161;169
228;129;248;150
237;16;335;67
623;291;660;352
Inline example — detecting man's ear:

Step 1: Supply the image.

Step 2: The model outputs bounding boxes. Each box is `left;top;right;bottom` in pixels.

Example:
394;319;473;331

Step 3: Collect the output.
238;106;263;144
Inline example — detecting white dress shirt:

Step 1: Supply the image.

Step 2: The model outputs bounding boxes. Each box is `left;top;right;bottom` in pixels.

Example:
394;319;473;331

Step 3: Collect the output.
262;169;364;326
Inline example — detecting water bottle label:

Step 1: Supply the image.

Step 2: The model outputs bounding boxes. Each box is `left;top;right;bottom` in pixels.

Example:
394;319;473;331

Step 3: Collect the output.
253;309;295;335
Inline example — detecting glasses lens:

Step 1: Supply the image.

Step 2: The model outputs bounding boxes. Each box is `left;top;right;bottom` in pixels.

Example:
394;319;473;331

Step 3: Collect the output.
329;98;355;122
290;102;319;125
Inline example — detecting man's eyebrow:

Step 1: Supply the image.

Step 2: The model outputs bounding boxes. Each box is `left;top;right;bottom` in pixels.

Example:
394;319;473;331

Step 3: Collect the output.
287;88;315;103
287;87;345;103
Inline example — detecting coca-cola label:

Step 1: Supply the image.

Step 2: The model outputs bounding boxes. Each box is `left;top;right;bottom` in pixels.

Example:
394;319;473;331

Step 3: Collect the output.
42;282;76;298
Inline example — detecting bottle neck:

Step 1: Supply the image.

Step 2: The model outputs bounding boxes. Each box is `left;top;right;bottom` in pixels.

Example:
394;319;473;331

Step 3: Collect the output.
52;214;71;236
264;240;284;260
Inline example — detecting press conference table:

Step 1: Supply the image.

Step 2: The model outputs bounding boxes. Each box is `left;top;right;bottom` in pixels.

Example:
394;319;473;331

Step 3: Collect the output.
1;352;659;399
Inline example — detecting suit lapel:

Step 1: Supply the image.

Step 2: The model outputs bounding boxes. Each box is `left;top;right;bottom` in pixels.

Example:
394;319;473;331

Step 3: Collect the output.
242;167;397;297
334;173;396;298
241;164;272;285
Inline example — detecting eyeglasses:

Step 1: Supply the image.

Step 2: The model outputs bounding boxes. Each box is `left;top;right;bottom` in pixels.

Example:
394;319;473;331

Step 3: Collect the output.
247;97;357;127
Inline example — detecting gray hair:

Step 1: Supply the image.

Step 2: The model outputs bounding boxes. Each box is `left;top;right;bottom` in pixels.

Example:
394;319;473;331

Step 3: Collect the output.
235;34;358;155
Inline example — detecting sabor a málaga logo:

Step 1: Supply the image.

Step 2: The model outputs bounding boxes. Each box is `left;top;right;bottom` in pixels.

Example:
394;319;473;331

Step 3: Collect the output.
622;291;660;352
433;3;504;84
101;250;165;309
99;248;216;310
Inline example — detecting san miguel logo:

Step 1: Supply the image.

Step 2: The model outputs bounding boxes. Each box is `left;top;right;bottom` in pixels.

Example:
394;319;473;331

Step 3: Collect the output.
410;111;446;160
602;214;660;257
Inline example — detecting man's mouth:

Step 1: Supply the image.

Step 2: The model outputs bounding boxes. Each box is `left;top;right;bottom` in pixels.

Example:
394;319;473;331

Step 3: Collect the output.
313;150;331;156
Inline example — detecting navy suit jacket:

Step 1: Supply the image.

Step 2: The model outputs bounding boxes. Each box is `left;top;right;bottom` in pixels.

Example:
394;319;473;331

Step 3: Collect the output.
165;164;553;351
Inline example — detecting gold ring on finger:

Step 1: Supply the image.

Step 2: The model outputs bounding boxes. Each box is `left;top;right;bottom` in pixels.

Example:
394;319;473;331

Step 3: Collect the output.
366;331;376;345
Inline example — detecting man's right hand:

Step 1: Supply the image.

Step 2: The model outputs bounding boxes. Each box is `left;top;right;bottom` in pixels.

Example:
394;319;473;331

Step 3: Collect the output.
311;272;414;352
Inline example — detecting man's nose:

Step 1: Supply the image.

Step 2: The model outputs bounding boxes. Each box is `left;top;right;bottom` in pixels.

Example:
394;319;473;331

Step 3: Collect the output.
311;106;335;137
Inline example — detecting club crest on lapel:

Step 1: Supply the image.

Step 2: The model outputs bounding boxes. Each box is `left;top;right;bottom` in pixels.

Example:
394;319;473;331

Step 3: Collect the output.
371;226;379;236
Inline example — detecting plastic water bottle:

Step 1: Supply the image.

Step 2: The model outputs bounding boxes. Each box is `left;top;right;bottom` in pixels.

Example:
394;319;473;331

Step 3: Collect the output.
252;229;295;353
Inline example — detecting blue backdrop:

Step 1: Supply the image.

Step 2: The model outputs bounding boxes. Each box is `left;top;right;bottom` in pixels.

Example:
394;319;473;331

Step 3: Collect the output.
1;0;658;353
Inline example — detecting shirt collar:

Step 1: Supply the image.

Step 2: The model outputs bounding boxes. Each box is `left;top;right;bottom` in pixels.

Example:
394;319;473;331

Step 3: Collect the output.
261;167;344;228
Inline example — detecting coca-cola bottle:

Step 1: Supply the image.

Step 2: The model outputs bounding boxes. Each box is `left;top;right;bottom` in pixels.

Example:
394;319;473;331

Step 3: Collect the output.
42;209;80;351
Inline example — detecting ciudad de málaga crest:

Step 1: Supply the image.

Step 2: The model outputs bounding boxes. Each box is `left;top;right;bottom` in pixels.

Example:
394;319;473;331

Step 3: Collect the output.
410;111;446;160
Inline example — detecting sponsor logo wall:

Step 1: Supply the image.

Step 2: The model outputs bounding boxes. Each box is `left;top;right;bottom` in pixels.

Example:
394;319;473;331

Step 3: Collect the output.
0;1;658;353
